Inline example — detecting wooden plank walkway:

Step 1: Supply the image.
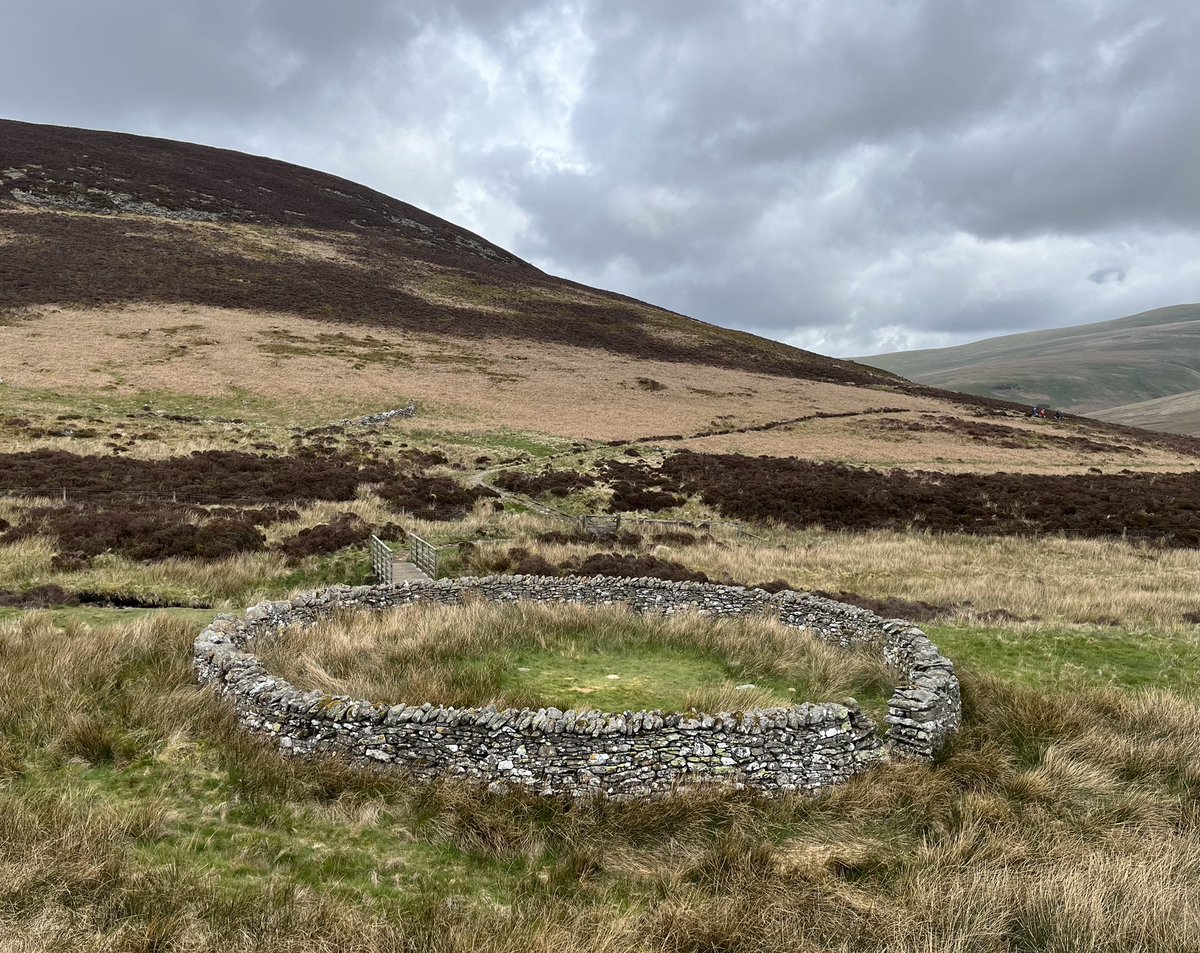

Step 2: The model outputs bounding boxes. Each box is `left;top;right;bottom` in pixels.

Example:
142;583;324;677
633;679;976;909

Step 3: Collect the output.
391;559;431;583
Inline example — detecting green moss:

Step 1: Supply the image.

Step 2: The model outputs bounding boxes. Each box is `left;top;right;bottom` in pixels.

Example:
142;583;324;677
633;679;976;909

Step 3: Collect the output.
927;622;1200;697
498;645;775;712
0;605;215;628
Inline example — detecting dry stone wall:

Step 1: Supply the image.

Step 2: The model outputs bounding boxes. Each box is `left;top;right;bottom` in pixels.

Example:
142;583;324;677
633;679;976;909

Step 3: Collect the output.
193;576;961;797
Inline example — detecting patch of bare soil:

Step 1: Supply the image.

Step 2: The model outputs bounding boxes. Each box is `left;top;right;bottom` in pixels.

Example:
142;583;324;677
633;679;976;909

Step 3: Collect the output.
0;583;80;608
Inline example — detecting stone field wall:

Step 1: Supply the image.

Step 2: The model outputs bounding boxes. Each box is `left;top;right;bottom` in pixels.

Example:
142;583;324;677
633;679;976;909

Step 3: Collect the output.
193;576;961;797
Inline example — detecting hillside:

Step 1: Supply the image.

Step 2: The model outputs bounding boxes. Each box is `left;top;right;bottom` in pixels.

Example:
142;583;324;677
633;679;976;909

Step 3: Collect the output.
0;118;891;386
4;119;1199;475
859;304;1200;433
3;121;1200;953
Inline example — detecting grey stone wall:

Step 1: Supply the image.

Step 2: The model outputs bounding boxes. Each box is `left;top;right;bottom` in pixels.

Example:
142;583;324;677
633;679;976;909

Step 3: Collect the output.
193;576;961;797
339;402;417;427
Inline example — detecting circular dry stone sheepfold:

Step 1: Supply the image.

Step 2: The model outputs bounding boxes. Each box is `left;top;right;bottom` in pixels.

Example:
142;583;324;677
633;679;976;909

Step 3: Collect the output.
193;576;961;798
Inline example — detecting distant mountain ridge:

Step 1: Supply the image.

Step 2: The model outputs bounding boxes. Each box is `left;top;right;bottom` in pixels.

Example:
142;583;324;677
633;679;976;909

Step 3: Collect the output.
859;304;1200;434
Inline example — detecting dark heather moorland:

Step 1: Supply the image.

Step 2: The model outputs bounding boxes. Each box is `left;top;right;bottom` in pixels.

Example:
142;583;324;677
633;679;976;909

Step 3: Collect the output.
593;454;1200;544
0;119;902;386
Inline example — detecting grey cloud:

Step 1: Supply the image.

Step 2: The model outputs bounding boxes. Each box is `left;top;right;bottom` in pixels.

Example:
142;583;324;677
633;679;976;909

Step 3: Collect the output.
2;0;554;128
1;0;1197;356
510;0;1200;352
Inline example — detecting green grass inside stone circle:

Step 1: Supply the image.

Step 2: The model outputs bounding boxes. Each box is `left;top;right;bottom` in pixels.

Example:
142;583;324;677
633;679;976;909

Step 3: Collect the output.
257;602;895;717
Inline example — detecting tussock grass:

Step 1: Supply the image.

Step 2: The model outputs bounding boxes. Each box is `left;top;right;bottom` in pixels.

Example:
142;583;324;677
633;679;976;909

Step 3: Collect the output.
0;534;57;589
507;525;1200;631
1;611;1199;949
399;500;550;545
0;535;373;608
258;601;893;714
54;551;303;607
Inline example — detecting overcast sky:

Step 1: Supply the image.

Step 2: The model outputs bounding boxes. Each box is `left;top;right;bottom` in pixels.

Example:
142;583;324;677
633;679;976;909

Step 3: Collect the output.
4;1;1198;356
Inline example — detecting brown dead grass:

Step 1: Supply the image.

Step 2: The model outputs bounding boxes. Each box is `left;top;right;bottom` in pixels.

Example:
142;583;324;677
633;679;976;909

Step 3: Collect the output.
681;415;1200;474
258;600;891;714
2;304;1194;473
476;524;1200;633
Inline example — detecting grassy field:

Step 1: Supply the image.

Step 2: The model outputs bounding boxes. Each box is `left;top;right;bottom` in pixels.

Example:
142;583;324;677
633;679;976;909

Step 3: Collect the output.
3;505;1200;953
2;606;1198;951
4;119;1199;950
1;421;1198;951
258;601;894;716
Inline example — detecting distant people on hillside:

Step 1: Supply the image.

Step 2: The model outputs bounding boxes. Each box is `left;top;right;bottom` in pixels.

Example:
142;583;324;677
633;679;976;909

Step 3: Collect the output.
1030;405;1064;421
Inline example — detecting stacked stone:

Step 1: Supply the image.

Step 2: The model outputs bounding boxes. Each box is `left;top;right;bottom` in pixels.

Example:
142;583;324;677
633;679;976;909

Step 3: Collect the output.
193;575;961;797
880;621;962;759
339;403;417;427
